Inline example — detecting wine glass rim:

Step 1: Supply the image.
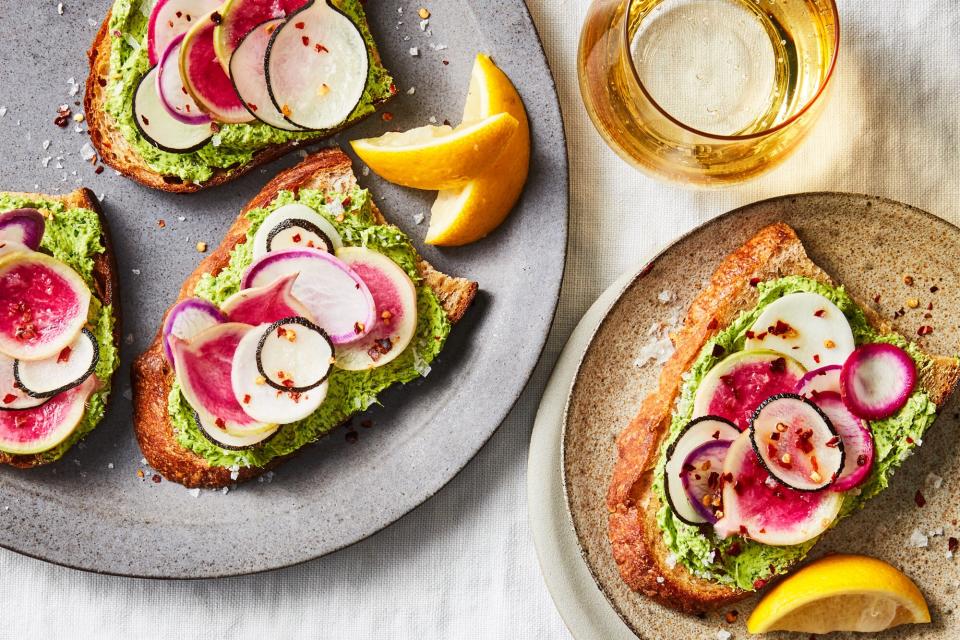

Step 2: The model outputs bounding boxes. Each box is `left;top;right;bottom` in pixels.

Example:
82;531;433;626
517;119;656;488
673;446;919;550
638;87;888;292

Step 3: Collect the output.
623;0;841;141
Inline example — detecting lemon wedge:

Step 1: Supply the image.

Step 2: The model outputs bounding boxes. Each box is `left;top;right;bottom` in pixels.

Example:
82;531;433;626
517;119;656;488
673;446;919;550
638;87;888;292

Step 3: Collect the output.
351;112;519;190
747;554;930;634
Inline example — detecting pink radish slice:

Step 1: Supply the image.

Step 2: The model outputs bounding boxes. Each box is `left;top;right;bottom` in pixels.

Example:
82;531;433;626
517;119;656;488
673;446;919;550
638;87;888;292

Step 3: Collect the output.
215;0;309;69
664;416;740;525
180;12;254;124
796;364;842;398
229;19;305;130
840;343;917;420
750;393;843;492
0;253;90;361
0;352;46;411
162;298;225;368
714;430;843;546
0;376;96;455
809;391;874;492
0;209;45;250
221;273;312;326
157;34;211;125
333;247;418;370
148;0;224;65
241;248;375;344
680;439;732;523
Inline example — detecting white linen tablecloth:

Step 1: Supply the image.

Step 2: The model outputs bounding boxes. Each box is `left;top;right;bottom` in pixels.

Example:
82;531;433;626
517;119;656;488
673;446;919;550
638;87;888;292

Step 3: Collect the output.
2;1;957;638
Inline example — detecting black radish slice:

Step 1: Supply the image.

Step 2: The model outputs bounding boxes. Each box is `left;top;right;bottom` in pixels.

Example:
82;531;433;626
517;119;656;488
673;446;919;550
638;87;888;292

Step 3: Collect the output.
0;208;44;250
663;416;740;526
809;391;874;492
148;0;223;65
0;352;47;411
252;203;342;260
0;376;96;455
193;410;279;450
230;19;306;130
180;11;255;124
255;317;333;393
133;67;213;153
162;298;225;368
840;343;916;420
679;439;733;524
14;328;98;398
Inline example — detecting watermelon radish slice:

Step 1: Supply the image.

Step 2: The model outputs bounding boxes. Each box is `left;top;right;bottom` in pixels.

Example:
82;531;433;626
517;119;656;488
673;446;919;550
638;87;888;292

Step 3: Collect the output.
253;204;342;259
193;410;279;450
693;350;805;431
171;323;275;437
750;394;844;492
162;298;225;367
221;273;313;326
14;328;98;399
714;430;843;546
255;317;333;392
840;343;917;420
0;208;44;250
333;247;418;371
180;11;254;124
147;0;223;65
265;0;369;130
215;0;309;69
664;416;740;525
230;19;306;130
810;391;874;492
0;352;46;411
0;375;96;455
134;67;213;153
680;439;733;523
796;364;842;399
158;34;212;125
232;324;328;424
241;248;375;344
0;252;90;361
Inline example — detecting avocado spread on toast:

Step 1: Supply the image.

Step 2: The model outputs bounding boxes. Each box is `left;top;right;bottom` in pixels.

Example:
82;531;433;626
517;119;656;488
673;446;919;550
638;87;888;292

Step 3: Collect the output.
105;0;394;184
654;276;937;591
0;195;119;463
167;187;451;468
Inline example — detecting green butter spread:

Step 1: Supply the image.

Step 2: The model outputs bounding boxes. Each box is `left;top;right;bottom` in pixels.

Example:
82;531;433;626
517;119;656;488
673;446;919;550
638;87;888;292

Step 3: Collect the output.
0;194;119;462
654;276;940;590
167;187;452;468
105;0;394;184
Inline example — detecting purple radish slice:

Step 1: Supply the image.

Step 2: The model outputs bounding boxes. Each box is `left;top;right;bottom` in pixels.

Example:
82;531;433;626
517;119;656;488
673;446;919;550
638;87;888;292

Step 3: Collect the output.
693;350;806;431
714;430;843;546
157;34;211;125
333;247;418;371
14;328;98;398
221;273;313;326
215;0;310;69
265;0;369;130
840;343;917;420
180;11;254;124
810;391;874;492
750;393;843;492
232;324;328;424
171;322;276;437
193;410;279;450
241;248;375;344
0;208;45;250
663;416;740;525
0;252;90;361
680;439;733;524
162;298;225;367
0;353;47;411
147;0;223;65
252;203;342;260
796;364;842;399
133;67;213;153
0;375;96;455
256;317;333;393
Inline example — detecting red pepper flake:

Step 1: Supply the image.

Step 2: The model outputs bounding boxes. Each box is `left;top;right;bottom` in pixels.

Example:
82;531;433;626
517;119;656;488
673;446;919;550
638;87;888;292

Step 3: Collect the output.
949;537;958;553
157;219;166;229
242;394;251;404
295;21;305;28
769;320;795;337
277;326;287;338
315;44;328;53
215;418;226;430
341;196;352;207
2;394;16;404
755;332;768;341
753;578;767;590
770;357;786;373
706;317;718;330
442;60;449;66
906;436;914;444
175;11;182;17
927;302;934;311
814;308;826;317
726;542;742;557
745;330;756;340
873;294;882;304
711;430;720;440
739;525;749;536
724;610;739;624
382;112;394;122
282;379;295;388
210;11;222;24
813;353;821;364
301;35;310;46
247;102;259;112
151;474;162;484
914;490;926;507
917;325;933;336
57;346;72;363
354;322;365;334
825;436;840;448
95;165;104;175
292;233;302;243
749;277;761;287
97;77;107;87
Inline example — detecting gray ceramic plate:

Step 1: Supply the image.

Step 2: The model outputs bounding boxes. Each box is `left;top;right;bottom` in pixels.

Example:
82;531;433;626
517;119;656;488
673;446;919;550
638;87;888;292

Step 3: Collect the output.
562;193;960;639
0;0;567;577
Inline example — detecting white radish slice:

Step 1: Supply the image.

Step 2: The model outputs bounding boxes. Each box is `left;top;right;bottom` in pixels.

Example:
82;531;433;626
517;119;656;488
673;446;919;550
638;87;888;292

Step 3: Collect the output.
0;240;29;258
158;34;212;125
840;343;917;420
133;67;213;153
0;209;45;250
333;247;418;371
745;292;855;370
664;416;740;525
714;430;843;546
148;0;224;65
809;391;874;492
241;248;375;344
0;376;96;455
14;328;98;398
221;272;313;326
193;410;279;450
180;11;254;124
680;439;733;524
796;364;842;398
0;352;47;411
232;325;328;424
265;0;369;130
252;203;342;260
230;19;306;131
255;317;333;392
750;393;844;492
162;298;225;367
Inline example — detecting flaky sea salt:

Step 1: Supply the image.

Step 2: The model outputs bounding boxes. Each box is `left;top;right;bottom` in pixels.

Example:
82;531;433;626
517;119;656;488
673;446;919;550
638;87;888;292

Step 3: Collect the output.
908;529;929;548
409;47;419;56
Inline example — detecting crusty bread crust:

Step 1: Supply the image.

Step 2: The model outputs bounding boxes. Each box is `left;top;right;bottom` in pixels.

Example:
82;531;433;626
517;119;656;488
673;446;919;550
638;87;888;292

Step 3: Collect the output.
84;10;394;193
132;149;478;488
0;188;121;468
607;223;960;613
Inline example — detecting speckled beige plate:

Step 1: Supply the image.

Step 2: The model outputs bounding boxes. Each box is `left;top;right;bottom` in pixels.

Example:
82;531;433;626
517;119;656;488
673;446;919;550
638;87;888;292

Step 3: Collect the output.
561;193;960;639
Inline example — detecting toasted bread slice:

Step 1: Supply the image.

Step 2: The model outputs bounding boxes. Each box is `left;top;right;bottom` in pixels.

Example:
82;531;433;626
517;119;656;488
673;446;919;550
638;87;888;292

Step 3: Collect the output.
132;149;478;488
85;6;393;193
607;223;960;613
0;188;121;468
